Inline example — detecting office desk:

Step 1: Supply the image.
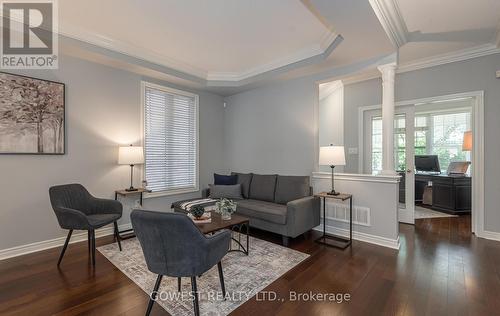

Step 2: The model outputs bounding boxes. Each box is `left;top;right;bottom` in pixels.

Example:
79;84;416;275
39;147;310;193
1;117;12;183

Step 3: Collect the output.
415;173;471;214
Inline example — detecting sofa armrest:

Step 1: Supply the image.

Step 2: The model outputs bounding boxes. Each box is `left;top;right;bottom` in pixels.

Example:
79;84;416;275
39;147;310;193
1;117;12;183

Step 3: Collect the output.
202;188;211;198
286;196;320;238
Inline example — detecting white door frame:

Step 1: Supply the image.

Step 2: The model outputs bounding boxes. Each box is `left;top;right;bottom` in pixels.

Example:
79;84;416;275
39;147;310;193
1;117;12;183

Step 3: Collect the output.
358;91;484;234
362;106;416;224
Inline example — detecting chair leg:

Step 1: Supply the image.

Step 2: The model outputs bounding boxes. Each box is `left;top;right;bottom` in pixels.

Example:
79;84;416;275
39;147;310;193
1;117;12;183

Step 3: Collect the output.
57;229;73;266
87;230;91;253
146;274;163;316
178;277;181;292
91;229;96;267
191;277;200;316
217;261;226;299
113;221;122;251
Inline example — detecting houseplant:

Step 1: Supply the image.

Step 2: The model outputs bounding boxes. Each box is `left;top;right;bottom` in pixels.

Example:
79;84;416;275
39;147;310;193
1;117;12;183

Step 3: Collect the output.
215;198;237;220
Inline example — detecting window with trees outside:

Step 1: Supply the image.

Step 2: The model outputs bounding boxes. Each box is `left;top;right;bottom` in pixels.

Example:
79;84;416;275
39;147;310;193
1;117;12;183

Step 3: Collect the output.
371;110;471;174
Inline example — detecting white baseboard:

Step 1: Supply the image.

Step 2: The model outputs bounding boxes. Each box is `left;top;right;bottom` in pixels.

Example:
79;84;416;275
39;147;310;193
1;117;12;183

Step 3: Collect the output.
314;225;400;250
478;229;500;242
0;223;132;261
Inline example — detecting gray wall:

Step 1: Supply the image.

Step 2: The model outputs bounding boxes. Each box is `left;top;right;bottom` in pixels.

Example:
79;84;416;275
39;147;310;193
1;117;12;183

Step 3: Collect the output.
224;77;318;175
224;53;500;233
0;54;226;251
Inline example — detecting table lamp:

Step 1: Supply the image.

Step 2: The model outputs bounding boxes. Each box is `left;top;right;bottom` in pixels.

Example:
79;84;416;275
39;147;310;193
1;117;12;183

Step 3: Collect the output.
462;131;472;151
118;145;144;191
319;145;346;195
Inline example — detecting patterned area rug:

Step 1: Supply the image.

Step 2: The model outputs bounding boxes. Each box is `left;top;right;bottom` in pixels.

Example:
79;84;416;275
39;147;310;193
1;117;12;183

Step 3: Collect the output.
98;236;309;315
415;205;458;219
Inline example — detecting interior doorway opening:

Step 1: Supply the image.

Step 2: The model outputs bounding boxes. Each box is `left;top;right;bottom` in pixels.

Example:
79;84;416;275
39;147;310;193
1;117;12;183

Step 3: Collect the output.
360;92;483;233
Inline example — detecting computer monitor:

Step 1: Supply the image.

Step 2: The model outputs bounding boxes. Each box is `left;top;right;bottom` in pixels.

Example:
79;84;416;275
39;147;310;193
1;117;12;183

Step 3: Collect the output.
415;155;441;173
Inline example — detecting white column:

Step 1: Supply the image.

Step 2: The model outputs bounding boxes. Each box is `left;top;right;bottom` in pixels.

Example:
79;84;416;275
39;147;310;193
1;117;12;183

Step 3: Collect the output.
378;63;397;175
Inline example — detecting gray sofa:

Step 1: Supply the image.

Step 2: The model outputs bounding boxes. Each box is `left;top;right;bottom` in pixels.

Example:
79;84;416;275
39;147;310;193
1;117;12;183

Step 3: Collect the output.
203;173;320;246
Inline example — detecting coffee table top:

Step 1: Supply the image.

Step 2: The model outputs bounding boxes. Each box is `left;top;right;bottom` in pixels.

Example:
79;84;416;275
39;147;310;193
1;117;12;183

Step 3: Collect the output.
194;211;249;234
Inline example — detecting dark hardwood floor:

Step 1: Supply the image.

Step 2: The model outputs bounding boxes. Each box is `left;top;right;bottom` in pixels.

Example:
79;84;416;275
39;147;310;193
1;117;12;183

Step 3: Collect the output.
2;215;500;315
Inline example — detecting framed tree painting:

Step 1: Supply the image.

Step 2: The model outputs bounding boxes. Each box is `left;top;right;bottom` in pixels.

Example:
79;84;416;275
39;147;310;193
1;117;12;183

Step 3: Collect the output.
0;72;65;154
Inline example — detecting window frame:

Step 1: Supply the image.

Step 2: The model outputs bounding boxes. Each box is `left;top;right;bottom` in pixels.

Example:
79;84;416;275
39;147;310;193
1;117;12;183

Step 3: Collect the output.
140;81;200;198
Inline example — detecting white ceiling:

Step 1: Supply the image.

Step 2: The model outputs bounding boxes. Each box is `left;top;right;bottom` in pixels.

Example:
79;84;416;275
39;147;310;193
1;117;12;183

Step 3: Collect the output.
55;0;500;95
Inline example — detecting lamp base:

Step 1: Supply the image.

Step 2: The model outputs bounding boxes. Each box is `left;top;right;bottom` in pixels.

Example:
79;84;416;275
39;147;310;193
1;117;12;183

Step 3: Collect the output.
327;190;340;196
125;187;138;192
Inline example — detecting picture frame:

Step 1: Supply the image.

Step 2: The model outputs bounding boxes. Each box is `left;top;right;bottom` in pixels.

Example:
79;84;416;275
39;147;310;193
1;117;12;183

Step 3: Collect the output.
0;72;66;155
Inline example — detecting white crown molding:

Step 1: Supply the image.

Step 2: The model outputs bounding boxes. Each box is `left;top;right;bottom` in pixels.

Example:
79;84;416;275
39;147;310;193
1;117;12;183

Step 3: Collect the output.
59;24;209;79
207;32;339;82
0;223;132;261
319;79;343;100
368;0;408;47
397;44;500;73
341;44;500;86
207;45;325;82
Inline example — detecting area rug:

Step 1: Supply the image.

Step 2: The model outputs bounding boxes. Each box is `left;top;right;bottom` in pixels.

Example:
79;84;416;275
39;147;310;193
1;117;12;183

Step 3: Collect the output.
98;237;309;315
415;205;458;219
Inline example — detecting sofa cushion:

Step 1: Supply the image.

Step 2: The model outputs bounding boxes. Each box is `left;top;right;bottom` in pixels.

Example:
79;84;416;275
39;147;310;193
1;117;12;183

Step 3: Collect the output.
231;172;253;198
214;173;237;185
274;175;310;204
249;174;277;202
236;199;287;225
209;184;243;200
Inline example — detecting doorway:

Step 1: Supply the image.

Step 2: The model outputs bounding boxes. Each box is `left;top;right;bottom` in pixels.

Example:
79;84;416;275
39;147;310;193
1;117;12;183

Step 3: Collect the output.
359;91;484;233
363;105;415;224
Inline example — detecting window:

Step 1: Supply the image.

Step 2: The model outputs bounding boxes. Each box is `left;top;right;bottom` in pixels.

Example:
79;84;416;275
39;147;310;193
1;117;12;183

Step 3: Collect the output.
371;114;406;174
371;109;471;174
143;82;199;195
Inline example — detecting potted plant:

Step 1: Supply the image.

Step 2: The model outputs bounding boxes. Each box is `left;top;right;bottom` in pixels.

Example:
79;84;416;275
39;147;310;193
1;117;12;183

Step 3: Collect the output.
190;205;205;220
215;198;237;220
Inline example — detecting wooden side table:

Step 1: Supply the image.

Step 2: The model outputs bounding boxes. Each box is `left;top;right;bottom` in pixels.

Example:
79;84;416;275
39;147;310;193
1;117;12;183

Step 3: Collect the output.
114;188;151;238
315;192;353;249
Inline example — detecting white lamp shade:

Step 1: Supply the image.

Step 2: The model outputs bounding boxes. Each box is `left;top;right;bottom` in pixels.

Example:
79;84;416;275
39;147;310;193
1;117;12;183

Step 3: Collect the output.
118;146;144;165
319;145;346;166
462;131;472;151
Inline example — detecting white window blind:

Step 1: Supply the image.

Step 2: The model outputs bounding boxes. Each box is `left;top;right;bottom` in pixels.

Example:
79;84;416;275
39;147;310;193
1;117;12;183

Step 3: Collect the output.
143;83;198;194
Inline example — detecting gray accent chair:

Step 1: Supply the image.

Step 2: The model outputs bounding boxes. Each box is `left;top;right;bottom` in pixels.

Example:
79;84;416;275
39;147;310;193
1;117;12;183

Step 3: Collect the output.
204;173;320;246
49;183;122;267
131;210;231;316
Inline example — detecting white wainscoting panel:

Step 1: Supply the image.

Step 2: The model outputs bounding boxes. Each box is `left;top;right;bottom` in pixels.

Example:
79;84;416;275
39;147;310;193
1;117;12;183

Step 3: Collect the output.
312;172;400;249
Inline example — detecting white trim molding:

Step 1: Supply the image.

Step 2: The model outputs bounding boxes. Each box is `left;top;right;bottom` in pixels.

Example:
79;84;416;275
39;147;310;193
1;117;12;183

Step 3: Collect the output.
480;230;500;242
397;44;500;74
312;171;400;184
0;223;132;261
340;44;500;86
314;225;400;249
368;0;408;47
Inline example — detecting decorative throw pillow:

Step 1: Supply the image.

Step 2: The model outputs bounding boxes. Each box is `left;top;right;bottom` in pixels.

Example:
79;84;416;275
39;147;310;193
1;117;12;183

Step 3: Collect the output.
231;172;253;198
214;173;238;185
209;184;243;200
249;174;277;202
274;175;310;204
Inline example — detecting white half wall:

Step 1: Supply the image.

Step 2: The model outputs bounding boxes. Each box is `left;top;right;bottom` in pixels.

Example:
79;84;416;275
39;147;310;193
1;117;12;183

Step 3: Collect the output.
312;172;400;249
